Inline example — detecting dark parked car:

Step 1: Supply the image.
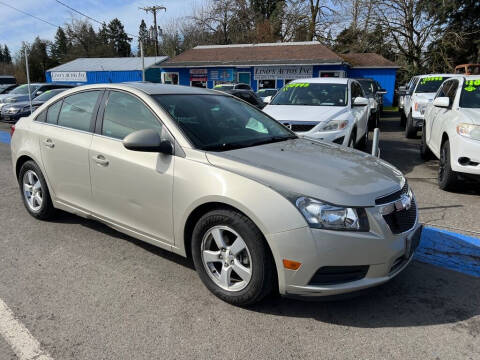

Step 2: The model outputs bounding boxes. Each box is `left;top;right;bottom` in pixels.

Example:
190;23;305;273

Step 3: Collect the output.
256;88;278;101
0;84;18;94
356;78;387;130
0;75;16;85
1;88;71;123
0;83;74;112
214;83;252;91
220;89;266;109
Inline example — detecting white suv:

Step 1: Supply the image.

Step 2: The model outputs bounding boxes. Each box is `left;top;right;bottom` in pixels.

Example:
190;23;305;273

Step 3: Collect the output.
421;76;480;190
401;74;460;138
263;78;370;149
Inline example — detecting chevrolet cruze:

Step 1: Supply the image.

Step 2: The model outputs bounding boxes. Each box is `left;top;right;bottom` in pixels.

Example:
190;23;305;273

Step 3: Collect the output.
10;83;422;305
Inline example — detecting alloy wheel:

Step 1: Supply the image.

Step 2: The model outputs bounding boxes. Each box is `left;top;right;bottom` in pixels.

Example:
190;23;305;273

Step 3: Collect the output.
201;226;253;292
23;170;43;212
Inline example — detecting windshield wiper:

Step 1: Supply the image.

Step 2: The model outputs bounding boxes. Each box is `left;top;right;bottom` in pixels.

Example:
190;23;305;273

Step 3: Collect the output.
203;135;296;152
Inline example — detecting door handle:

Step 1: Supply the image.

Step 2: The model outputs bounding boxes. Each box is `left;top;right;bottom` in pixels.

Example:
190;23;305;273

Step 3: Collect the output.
93;155;109;166
43;139;54;148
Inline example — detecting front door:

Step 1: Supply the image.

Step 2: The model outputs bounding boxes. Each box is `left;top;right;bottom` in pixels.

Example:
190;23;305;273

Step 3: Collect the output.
39;91;102;212
238;72;251;86
89;90;174;245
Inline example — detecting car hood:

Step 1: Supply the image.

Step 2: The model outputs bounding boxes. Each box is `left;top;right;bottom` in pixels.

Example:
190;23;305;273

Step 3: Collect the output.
0;94;29;103
461;108;480;125
6;100;43;108
205;138;404;207
413;93;436;103
263;105;348;123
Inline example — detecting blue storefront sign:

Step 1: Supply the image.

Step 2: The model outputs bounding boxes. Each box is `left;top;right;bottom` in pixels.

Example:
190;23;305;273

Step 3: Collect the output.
209;69;234;82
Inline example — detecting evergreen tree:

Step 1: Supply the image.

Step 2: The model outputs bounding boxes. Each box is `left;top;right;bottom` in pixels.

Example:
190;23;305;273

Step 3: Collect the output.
107;18;132;57
138;19;149;56
0;45;4;63
51;27;68;63
4;45;12;64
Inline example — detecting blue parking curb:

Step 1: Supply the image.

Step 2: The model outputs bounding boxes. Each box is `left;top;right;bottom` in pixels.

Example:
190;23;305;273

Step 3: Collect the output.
0;130;10;144
415;226;480;277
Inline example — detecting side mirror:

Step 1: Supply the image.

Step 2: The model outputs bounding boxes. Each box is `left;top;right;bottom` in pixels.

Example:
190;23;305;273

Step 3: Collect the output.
377;88;387;95
433;97;450;108
263;95;272;104
123;129;173;155
353;96;369;106
35;91;43;96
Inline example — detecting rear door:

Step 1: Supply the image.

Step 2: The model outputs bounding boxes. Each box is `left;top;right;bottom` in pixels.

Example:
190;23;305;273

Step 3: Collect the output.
39;90;103;212
89;90;175;245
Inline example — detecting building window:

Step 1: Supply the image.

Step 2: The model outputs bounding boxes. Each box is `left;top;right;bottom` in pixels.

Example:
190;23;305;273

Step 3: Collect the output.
258;79;276;89
237;72;251;86
319;71;346;78
162;72;179;85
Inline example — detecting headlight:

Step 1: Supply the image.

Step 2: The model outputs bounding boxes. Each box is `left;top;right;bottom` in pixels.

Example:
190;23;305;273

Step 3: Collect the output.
320;119;349;132
295;197;369;231
6;107;20;114
457;123;480;141
414;102;427;115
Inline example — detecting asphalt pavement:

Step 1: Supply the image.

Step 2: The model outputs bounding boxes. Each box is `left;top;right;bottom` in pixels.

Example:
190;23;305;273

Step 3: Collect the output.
0;116;479;359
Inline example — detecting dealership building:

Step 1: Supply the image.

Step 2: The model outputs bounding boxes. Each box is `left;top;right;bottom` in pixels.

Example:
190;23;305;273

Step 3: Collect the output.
159;41;399;106
45;56;168;84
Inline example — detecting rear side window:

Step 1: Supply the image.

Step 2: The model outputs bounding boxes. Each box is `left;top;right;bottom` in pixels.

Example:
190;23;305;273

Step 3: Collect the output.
102;91;162;140
57;91;100;132
46;101;62;124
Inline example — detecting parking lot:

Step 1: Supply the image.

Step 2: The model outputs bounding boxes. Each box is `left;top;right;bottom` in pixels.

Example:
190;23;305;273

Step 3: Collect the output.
0;114;479;360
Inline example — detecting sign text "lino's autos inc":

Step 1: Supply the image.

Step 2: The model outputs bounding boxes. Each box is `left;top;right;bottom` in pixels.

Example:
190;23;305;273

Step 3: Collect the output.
254;66;313;80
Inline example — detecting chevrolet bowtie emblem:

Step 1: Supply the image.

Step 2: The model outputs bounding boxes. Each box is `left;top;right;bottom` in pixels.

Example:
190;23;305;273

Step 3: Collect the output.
395;193;412;211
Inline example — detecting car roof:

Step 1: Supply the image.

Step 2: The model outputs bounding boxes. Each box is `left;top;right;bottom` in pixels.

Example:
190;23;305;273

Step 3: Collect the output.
291;77;349;84
464;75;480;80
416;74;459;78
56;83;221;96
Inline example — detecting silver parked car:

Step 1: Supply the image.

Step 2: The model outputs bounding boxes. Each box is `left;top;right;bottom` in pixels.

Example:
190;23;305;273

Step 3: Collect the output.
10;83;422;305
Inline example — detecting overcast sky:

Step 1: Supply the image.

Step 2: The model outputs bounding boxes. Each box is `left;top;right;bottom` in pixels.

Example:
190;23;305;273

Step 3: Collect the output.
0;0;203;55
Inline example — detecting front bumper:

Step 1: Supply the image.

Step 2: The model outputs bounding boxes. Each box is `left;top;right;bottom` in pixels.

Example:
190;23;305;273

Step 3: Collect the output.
450;134;480;176
267;207;422;298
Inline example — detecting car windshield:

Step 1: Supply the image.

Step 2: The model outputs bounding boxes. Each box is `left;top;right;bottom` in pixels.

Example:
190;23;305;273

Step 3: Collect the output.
34;89;65;101
416;77;449;93
358;80;376;95
257;89;277;96
154;94;296;151
459;80;480;108
9;84;40;95
270;83;348;106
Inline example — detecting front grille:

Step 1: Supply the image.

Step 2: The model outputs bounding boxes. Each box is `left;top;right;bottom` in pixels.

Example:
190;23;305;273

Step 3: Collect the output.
375;182;408;205
291;124;315;132
383;197;417;234
309;266;369;285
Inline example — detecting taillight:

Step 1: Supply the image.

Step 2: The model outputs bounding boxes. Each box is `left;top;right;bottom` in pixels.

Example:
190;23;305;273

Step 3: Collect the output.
10;124;15;137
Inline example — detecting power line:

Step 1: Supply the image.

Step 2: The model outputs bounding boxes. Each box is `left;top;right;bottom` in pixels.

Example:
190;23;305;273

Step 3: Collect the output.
139;5;166;56
54;0;103;25
0;1;60;28
54;0;138;39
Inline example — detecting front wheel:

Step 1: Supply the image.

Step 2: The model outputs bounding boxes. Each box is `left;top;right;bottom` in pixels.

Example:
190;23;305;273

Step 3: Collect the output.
405;112;417;138
420;122;434;160
438;140;458;191
18;160;55;220
191;208;275;306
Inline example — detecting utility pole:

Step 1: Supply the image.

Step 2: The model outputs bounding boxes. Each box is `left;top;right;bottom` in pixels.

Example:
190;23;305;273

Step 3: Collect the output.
139;5;166;57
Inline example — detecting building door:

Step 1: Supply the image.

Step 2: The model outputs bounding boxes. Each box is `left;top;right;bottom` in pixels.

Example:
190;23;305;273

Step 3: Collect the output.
237;72;251;85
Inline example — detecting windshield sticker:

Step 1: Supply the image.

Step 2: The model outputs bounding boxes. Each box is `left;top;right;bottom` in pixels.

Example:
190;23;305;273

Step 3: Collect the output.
464;79;480;92
420;76;444;85
283;83;310;91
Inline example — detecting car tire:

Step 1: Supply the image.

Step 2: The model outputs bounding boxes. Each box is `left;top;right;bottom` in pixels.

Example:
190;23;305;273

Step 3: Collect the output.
420;122;434;160
191;208;275;306
438;140;458;191
358;129;368;151
400;111;406;127
405;112;417;138
368;113;375;131
348;130;356;148
18;160;55;220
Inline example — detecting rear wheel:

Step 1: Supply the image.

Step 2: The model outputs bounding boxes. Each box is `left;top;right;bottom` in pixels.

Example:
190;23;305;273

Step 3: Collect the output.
420;121;434;160
191;208;275;306
438;140;458;191
400;111;407;127
18;161;55;220
405;112;417;138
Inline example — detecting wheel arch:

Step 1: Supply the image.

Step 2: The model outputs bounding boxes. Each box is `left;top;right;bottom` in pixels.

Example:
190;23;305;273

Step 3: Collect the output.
441;132;449;147
15;155;35;179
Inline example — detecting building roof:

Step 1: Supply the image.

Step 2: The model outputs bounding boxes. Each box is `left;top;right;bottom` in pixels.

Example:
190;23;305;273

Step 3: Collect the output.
161;42;344;67
339;53;398;68
47;56;169;72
